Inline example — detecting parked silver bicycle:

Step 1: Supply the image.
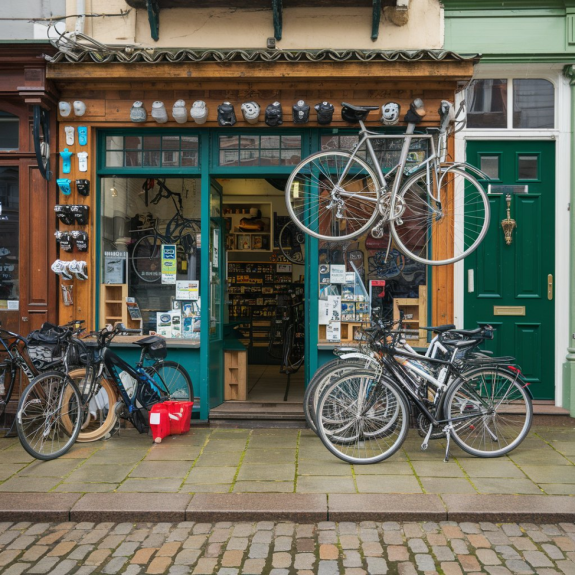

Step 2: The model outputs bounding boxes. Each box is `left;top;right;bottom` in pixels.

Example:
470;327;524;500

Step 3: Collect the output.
285;99;491;266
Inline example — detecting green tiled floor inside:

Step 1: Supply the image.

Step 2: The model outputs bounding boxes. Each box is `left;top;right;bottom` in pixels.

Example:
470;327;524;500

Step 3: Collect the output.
1;426;575;495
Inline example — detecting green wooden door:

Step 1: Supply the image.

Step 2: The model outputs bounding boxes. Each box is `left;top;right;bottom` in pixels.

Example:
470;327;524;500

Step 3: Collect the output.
465;141;555;399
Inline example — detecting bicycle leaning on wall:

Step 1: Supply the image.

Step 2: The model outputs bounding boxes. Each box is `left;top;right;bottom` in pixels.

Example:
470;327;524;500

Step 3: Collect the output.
285;99;491;266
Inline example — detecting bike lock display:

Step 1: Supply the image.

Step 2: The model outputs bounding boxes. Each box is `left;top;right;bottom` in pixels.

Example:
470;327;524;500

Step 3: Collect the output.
100;177;202;338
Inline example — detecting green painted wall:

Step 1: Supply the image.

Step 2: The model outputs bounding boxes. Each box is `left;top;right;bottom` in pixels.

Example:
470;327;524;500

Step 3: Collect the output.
443;1;575;60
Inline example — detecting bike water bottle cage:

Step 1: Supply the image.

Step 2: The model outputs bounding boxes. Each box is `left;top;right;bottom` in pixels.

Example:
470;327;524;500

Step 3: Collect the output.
54;205;74;226
68;259;88;280
341;102;379;123
60;148;73;174
71;230;89;252
55;231;73;252
404;98;427;124
292;100;310;124
217;102;237;126
315;101;334;124
241;101;260;124
57;178;72;196
265;102;283;127
76;179;90;196
381;102;401;126
70;205;89;225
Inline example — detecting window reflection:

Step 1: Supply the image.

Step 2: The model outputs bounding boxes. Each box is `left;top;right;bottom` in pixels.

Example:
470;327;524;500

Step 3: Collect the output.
467;79;508;129
513;79;554;129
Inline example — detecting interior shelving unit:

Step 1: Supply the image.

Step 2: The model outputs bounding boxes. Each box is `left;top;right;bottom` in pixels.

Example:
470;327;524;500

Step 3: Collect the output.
223;201;273;252
100;284;143;331
393;284;428;347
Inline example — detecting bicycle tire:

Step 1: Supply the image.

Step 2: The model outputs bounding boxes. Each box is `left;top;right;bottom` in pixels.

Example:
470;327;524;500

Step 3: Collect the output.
62;369;118;443
148;360;194;402
279;222;305;265
303;358;379;434
131;234;162;283
286;151;381;242
316;370;410;464
390;167;490;266
16;371;83;460
444;366;533;458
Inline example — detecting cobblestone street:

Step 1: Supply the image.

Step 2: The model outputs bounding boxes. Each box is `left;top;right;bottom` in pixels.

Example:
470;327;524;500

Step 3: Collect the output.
1;519;575;575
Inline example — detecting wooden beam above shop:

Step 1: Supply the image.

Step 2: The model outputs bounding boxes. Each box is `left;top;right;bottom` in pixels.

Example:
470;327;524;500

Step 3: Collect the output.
47;60;475;82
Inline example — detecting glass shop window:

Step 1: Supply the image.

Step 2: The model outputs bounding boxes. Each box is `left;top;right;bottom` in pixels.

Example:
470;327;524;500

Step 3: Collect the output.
0;167;19;305
0;111;19;151
467;79;508;129
105;135;199;169
317;231;428;348
513;79;554;129
217;134;302;167
100;177;202;340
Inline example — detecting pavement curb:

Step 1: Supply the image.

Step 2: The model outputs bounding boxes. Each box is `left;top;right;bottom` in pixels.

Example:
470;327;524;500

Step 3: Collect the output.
1;493;575;522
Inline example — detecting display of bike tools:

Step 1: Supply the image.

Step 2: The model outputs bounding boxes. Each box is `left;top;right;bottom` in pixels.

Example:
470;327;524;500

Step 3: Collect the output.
76;179;90;196
218;102;237;126
54;205;74;225
315;101;334;124
71;230;89;251
293;100;310;124
265;102;283;126
56;178;72;196
55;231;73;252
70;205;89;225
60;148;73;174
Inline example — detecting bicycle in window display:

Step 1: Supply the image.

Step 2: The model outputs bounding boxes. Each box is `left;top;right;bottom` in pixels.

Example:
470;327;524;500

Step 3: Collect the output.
286;99;491;266
131;179;201;283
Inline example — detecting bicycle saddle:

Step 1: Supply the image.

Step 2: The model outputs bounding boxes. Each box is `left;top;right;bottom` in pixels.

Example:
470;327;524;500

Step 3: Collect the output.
449;327;483;337
133;335;164;346
421;324;456;333
341;102;379;123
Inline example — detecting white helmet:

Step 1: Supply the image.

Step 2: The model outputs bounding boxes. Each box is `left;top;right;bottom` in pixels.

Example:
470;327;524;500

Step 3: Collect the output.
241;101;260;124
130;101;146;123
172;100;188;124
381;102;401;126
151;101;168;124
191;100;208;124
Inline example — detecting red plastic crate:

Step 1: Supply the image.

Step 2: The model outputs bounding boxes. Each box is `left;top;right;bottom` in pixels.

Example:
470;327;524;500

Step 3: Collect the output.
149;403;170;443
164;401;193;435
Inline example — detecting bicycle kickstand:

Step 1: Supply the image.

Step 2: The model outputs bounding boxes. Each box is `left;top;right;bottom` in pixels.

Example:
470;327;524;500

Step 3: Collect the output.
443;424;453;463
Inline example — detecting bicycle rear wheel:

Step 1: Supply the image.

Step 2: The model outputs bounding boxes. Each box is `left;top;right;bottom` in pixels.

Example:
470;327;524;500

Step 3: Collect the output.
286;151;380;242
132;235;162;283
316;370;410;464
445;367;533;458
390;167;489;266
16;371;83;460
148;361;194;401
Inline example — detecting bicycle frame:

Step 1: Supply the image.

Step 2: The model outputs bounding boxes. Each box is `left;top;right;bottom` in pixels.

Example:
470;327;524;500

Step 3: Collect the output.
333;121;439;208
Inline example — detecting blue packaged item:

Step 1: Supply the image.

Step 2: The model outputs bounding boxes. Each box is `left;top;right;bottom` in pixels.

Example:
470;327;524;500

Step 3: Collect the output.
60;148;73;174
78;126;88;146
56;178;72;196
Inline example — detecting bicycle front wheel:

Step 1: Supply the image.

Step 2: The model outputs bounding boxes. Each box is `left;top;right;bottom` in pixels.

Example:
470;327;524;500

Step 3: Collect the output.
445;367;533;458
390;167;490;266
286;151;380;242
132;235;162;283
16;371;83;460
316;370;410;464
148;361;194;401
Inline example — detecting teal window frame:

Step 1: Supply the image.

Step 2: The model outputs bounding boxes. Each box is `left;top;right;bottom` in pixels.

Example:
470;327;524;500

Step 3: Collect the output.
98;128;202;176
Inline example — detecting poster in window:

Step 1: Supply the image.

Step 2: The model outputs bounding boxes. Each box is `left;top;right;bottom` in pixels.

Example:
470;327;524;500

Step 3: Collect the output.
330;264;346;284
176;280;199;301
104;251;127;284
161;244;177;284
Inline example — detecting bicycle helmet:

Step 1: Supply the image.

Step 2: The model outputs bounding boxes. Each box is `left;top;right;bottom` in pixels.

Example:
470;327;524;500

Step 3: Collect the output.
241;101;260;124
315;101;334;125
191;100;208;124
151;101;168;124
292;100;310;124
130;101;147;123
381;102;401;126
51;260;73;280
265;102;283;127
68;260;88;280
217;102;237;126
172;100;188;124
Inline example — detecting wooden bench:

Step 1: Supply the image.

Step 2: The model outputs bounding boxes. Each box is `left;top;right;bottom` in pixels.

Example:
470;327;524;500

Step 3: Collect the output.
223;339;247;401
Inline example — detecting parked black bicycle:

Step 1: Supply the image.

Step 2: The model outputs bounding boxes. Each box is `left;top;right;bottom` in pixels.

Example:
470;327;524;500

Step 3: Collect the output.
16;323;193;460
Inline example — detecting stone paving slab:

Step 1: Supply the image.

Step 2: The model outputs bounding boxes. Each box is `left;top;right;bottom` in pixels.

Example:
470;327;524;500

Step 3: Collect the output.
70;493;192;522
187;493;327;522
0;493;82;522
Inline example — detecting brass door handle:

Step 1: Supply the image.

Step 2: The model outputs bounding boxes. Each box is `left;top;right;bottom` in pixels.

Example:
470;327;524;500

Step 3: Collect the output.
548;274;553;300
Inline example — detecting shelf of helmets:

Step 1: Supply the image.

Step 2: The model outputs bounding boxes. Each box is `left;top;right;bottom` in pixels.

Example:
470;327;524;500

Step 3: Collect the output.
56;119;96;330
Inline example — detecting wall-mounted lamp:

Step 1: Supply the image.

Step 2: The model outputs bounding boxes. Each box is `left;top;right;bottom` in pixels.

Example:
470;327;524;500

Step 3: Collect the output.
110;178;118;198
